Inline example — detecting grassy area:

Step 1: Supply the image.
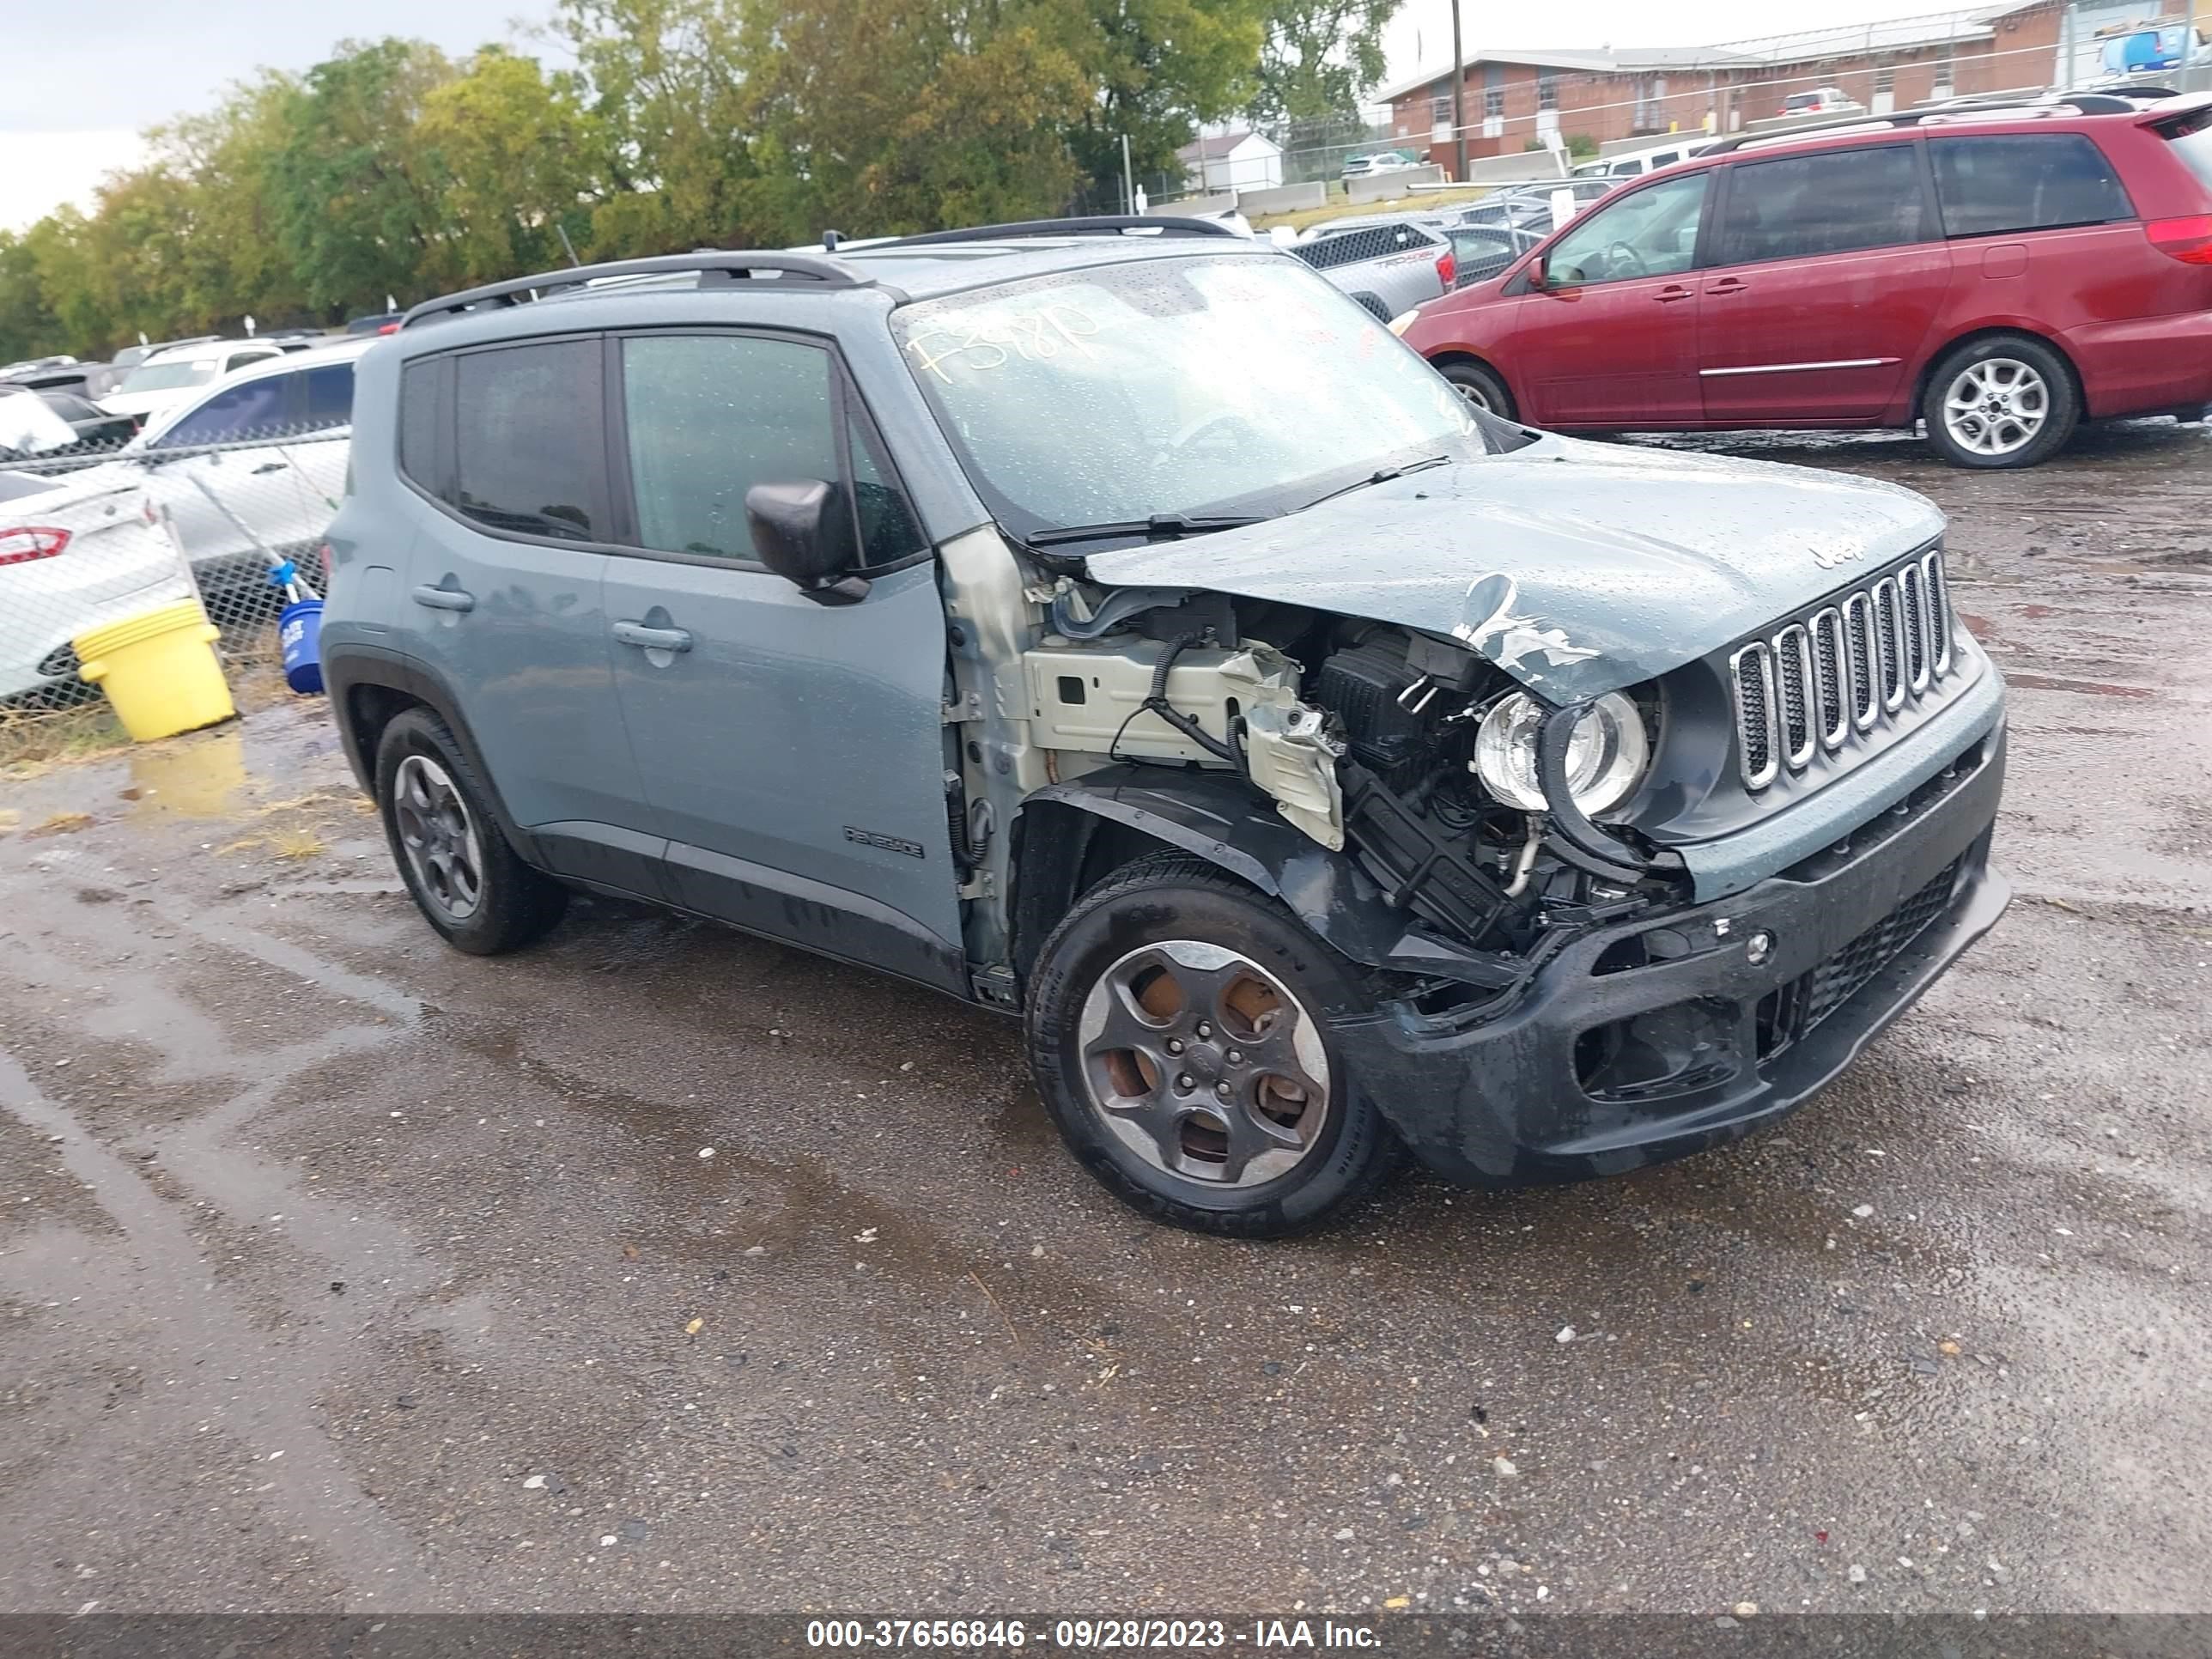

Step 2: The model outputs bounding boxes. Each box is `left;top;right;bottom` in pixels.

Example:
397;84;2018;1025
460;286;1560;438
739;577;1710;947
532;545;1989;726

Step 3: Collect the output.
0;628;299;777
1246;183;1501;234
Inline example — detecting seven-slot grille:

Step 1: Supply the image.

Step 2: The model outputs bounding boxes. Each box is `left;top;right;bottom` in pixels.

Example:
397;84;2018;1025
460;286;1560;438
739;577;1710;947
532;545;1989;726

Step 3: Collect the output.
1730;548;1954;790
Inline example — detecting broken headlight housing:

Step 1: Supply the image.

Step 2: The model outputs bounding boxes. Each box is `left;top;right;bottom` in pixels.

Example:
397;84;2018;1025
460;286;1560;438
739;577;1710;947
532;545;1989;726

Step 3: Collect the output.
1473;691;1650;817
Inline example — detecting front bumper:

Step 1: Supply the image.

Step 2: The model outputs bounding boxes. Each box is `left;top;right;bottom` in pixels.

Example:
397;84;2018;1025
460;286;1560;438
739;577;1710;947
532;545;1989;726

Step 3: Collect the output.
1344;718;2008;1186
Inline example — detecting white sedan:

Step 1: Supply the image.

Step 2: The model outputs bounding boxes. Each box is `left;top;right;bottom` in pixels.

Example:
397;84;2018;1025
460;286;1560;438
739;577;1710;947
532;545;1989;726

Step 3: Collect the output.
0;468;188;704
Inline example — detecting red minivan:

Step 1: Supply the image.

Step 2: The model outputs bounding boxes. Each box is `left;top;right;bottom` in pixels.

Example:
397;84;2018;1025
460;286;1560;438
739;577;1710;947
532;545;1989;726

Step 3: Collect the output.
1401;94;2212;467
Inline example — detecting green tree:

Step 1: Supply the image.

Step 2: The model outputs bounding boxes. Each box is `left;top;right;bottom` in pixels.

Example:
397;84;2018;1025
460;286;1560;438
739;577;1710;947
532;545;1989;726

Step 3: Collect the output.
1249;0;1398;125
0;231;61;364
153;74;313;329
416;48;605;286
551;0;756;256
736;0;1090;240
1047;0;1267;198
266;39;453;315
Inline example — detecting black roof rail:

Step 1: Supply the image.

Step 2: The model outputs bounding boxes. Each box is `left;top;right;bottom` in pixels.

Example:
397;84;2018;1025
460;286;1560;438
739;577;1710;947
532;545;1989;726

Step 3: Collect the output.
877;214;1243;249
399;249;868;330
1699;92;2158;155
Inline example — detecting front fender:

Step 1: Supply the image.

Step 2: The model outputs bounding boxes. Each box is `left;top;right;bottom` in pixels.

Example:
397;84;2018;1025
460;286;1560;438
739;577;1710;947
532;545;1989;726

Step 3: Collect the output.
1013;767;1519;991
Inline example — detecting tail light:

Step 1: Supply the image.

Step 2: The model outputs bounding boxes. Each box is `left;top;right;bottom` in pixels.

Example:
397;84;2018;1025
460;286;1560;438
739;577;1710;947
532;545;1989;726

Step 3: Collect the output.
377;322;400;335
1435;247;1457;288
2146;215;2212;264
0;526;70;567
319;541;334;583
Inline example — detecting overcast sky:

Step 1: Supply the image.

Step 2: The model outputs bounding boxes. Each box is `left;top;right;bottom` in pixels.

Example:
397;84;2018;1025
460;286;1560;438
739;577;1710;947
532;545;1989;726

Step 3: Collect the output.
4;0;1946;230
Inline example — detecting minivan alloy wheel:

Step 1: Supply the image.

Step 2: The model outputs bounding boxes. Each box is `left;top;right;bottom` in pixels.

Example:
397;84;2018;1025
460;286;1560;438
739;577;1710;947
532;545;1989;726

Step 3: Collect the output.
1077;939;1333;1187
392;754;485;922
1941;357;2048;458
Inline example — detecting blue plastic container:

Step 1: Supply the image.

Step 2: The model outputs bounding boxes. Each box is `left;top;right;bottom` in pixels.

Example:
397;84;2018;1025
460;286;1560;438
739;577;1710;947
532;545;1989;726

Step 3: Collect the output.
278;598;325;695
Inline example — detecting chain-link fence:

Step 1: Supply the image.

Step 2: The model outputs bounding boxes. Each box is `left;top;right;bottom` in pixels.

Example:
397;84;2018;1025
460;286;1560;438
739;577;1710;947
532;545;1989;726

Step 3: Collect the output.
1;422;344;722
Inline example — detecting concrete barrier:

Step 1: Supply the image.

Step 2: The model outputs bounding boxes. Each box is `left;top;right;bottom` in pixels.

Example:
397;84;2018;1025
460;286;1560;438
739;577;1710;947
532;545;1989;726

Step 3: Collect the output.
1235;180;1329;215
1344;165;1446;204
1146;193;1237;217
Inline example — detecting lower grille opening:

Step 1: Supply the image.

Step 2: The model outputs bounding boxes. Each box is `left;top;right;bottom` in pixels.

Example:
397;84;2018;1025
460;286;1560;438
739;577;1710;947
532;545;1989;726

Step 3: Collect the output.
1577;999;1738;1103
1765;857;1965;1055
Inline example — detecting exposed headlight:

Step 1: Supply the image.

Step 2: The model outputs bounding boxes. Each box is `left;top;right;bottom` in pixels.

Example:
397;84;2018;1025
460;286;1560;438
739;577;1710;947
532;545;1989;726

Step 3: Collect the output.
1473;691;1650;816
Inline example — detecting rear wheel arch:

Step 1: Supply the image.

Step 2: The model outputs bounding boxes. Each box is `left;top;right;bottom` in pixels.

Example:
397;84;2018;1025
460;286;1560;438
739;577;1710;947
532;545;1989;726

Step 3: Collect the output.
1913;325;2083;421
325;652;536;860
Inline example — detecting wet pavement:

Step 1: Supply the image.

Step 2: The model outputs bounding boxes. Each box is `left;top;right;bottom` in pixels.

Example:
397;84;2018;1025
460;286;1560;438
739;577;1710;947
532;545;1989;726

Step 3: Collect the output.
1;419;2208;1618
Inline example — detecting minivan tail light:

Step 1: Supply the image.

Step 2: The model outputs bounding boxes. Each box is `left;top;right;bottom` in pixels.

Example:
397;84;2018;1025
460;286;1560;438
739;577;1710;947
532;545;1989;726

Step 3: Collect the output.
0;526;70;567
1435;247;1456;289
2146;215;2212;264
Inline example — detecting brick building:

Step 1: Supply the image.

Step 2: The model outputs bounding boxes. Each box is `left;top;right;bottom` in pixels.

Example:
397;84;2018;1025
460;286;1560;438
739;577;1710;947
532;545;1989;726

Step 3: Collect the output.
1379;0;2189;171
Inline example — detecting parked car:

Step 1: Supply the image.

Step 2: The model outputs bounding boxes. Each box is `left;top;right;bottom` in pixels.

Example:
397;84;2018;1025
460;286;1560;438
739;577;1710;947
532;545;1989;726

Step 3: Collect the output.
1571;138;1716;180
321;220;2008;1237
1291;216;1457;317
68;338;365;611
0;386;136;466
1403;94;2212;465
1341;152;1419;180
100;339;287;428
1456;179;1616;232
0;467;182;705
1779;87;1865;118
3;360;125;401
110;337;220;373
1445;223;1545;288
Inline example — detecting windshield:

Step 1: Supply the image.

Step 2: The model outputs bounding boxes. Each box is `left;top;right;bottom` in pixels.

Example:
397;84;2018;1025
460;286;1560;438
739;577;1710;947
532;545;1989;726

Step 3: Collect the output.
118;359;217;394
892;253;1515;540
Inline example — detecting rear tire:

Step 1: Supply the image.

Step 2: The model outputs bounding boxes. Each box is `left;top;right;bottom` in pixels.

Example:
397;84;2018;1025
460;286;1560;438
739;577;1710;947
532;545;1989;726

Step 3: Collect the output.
1921;335;2077;469
374;708;566;956
1024;854;1405;1237
1438;360;1516;420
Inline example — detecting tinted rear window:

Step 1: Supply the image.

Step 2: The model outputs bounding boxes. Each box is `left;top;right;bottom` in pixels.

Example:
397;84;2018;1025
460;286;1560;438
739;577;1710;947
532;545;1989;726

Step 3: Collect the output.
1718;144;1927;264
2163;110;2212;193
398;362;441;495
303;364;354;428
1931;134;2134;236
452;341;607;541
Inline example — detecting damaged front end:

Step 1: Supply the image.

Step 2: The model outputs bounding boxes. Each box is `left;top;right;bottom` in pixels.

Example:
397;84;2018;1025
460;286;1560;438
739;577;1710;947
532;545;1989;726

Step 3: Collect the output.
1019;579;1692;1015
1014;569;2008;1186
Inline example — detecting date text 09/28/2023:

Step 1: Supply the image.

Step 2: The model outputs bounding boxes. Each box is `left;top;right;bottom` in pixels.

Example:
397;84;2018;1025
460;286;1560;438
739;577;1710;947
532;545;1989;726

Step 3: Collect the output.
804;1618;1382;1650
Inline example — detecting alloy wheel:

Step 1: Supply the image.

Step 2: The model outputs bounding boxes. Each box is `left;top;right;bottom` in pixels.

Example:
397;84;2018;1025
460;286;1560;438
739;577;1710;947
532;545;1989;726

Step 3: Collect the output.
1076;940;1332;1188
392;754;486;922
1942;358;2048;458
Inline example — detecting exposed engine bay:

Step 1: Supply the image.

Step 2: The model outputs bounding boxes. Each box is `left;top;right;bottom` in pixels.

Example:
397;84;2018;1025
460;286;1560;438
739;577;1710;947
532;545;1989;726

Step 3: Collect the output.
1022;582;1677;963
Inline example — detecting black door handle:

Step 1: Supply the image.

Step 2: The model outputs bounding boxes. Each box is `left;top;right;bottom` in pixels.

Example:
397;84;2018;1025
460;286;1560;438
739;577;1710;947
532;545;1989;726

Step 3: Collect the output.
411;584;475;612
612;620;693;652
252;461;287;474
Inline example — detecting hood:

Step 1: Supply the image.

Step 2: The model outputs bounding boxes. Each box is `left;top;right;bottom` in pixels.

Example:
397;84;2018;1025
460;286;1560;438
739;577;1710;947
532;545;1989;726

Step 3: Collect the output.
100;388;191;420
1085;434;1945;702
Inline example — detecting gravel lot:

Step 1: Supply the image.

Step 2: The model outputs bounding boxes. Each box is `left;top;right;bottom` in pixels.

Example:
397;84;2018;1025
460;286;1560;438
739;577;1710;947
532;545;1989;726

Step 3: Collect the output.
1;419;2207;1620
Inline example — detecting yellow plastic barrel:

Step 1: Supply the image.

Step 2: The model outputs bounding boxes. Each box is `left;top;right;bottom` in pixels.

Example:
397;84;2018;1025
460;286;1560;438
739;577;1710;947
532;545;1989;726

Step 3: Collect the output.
76;600;236;743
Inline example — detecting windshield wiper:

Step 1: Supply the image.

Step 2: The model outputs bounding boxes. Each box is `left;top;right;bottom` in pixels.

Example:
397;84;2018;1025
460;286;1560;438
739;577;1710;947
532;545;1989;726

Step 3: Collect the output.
1298;453;1453;514
1024;512;1267;550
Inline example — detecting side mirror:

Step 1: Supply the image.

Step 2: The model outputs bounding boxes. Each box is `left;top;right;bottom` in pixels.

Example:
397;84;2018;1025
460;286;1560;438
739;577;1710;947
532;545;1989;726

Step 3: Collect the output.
1525;256;1548;291
744;478;868;606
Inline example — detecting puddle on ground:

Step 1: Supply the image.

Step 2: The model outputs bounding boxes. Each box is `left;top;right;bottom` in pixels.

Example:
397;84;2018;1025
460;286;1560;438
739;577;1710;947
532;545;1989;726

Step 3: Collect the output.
122;727;250;819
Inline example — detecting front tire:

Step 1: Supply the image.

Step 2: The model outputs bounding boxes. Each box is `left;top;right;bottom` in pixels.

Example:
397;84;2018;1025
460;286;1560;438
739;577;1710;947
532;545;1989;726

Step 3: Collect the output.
374;708;566;955
1438;359;1516;420
1921;335;2077;469
1024;854;1404;1237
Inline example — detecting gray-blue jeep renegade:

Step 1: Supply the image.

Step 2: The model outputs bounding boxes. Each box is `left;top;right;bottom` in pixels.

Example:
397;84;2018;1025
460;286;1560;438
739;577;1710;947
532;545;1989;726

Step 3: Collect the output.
320;216;2009;1237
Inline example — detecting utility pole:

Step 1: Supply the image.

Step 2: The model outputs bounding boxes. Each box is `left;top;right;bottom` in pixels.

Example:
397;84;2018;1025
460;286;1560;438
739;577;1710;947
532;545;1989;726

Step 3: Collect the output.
1449;0;1468;183
1121;133;1135;215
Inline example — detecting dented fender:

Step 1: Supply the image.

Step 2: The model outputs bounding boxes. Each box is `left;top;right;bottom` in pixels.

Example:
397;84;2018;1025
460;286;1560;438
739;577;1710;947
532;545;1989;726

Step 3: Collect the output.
1018;767;1519;988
